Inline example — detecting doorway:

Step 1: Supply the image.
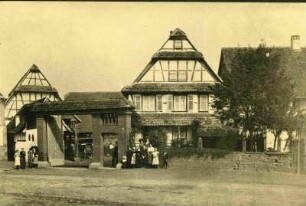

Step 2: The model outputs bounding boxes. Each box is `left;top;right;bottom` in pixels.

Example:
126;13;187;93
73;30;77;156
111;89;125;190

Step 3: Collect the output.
102;133;118;167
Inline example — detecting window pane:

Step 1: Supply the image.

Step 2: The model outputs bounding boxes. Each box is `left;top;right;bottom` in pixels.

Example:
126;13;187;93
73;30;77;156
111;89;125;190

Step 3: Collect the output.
199;95;209;111
174;40;183;50
133;95;141;111
169;70;177;81
169;61;177;82
172;126;187;139
174;96;186;111
178;70;187;81
143;96;155;111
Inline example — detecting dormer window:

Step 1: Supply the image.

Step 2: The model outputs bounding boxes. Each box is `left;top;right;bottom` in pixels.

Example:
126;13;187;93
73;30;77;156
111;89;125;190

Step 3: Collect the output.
174;40;183;50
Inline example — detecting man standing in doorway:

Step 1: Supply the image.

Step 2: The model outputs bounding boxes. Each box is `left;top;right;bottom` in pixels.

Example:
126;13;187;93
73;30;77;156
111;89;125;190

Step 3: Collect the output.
112;141;118;168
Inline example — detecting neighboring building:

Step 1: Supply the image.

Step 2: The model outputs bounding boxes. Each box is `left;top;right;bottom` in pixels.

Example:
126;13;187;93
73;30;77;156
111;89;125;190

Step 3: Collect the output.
5;64;61;160
218;35;306;152
0;93;7;160
122;28;221;146
63;92;131;165
7;92;134;168
4;64;61;125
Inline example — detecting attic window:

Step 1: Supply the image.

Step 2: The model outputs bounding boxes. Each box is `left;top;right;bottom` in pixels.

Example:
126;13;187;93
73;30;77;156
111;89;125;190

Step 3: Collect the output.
174;40;183;50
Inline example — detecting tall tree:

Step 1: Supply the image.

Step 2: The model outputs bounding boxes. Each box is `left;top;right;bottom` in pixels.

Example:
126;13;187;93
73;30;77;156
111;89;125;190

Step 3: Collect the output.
214;45;297;152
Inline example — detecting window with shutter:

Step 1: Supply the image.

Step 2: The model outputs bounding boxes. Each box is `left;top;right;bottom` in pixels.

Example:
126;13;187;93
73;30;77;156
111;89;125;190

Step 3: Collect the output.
168;95;173;111
188;95;193;111
133;95;141;111
156;95;162;111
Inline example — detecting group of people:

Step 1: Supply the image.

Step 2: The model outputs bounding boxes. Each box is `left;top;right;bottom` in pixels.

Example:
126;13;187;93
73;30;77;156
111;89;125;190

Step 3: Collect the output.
14;146;39;170
114;139;168;169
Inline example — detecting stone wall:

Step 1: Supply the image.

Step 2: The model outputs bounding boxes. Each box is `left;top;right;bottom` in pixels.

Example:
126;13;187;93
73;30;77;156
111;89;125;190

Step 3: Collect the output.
169;152;295;173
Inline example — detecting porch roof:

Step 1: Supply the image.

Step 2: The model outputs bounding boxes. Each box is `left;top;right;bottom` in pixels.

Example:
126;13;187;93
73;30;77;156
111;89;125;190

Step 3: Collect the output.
122;82;214;94
138;113;214;126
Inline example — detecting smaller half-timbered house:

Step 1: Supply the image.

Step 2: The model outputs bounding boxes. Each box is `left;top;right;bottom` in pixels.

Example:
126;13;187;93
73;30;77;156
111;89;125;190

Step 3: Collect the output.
5;64;61;125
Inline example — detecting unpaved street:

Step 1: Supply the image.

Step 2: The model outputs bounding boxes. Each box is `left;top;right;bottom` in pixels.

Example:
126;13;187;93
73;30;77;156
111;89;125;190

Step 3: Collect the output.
0;166;306;206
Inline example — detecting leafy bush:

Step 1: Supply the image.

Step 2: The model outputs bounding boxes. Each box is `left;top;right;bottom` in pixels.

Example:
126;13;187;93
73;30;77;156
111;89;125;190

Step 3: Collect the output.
143;127;167;152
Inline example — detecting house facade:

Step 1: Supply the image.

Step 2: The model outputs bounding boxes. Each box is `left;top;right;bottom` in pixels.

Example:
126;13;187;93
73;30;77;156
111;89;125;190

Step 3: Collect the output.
122;28;221;146
218;35;306;153
7;92;134;168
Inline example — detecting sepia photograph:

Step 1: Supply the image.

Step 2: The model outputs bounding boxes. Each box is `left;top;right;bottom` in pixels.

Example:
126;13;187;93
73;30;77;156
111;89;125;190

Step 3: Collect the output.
0;2;305;205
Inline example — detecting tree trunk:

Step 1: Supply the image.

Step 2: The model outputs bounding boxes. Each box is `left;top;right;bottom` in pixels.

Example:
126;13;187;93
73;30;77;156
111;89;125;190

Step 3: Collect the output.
273;135;278;151
277;137;282;152
283;131;293;151
284;138;290;151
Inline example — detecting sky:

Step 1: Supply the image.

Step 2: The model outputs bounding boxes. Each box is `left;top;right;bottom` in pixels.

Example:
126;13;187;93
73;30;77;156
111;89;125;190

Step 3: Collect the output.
0;2;305;98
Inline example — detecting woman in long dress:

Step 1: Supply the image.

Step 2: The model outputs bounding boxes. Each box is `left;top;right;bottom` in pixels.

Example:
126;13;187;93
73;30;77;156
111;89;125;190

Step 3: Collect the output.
14;150;20;170
147;144;154;168
152;148;159;169
28;149;34;168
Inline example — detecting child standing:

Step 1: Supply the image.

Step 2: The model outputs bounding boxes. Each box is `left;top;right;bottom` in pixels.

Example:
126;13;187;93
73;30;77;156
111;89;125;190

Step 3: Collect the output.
14;150;20;170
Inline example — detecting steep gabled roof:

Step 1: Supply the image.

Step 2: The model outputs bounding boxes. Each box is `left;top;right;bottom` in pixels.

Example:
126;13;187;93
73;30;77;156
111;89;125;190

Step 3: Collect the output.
10;91;134;116
7;64;60;98
218;47;306;98
132;28;220;83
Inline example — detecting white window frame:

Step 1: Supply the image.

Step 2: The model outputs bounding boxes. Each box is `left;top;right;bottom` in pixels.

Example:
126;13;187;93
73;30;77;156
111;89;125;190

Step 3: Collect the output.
143;95;156;111
173;95;187;112
172;126;187;140
133;95;141;111
199;95;209;112
174;40;183;50
188;95;193;111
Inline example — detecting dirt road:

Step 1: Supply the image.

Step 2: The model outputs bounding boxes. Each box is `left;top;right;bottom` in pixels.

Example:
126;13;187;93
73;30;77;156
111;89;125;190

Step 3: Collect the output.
0;166;305;206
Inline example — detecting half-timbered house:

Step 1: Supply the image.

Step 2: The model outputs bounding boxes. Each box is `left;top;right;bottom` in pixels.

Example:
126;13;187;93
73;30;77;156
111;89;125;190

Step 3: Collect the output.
5;64;61;159
4;64;61;125
122;28;221;146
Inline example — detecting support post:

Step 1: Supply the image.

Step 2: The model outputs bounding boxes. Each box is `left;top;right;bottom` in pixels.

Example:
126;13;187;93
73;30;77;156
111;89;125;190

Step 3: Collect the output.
74;126;79;161
117;112;131;163
89;114;103;169
36;116;50;167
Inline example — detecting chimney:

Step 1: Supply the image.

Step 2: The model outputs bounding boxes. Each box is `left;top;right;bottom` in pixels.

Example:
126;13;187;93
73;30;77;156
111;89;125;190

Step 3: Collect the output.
291;35;301;51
